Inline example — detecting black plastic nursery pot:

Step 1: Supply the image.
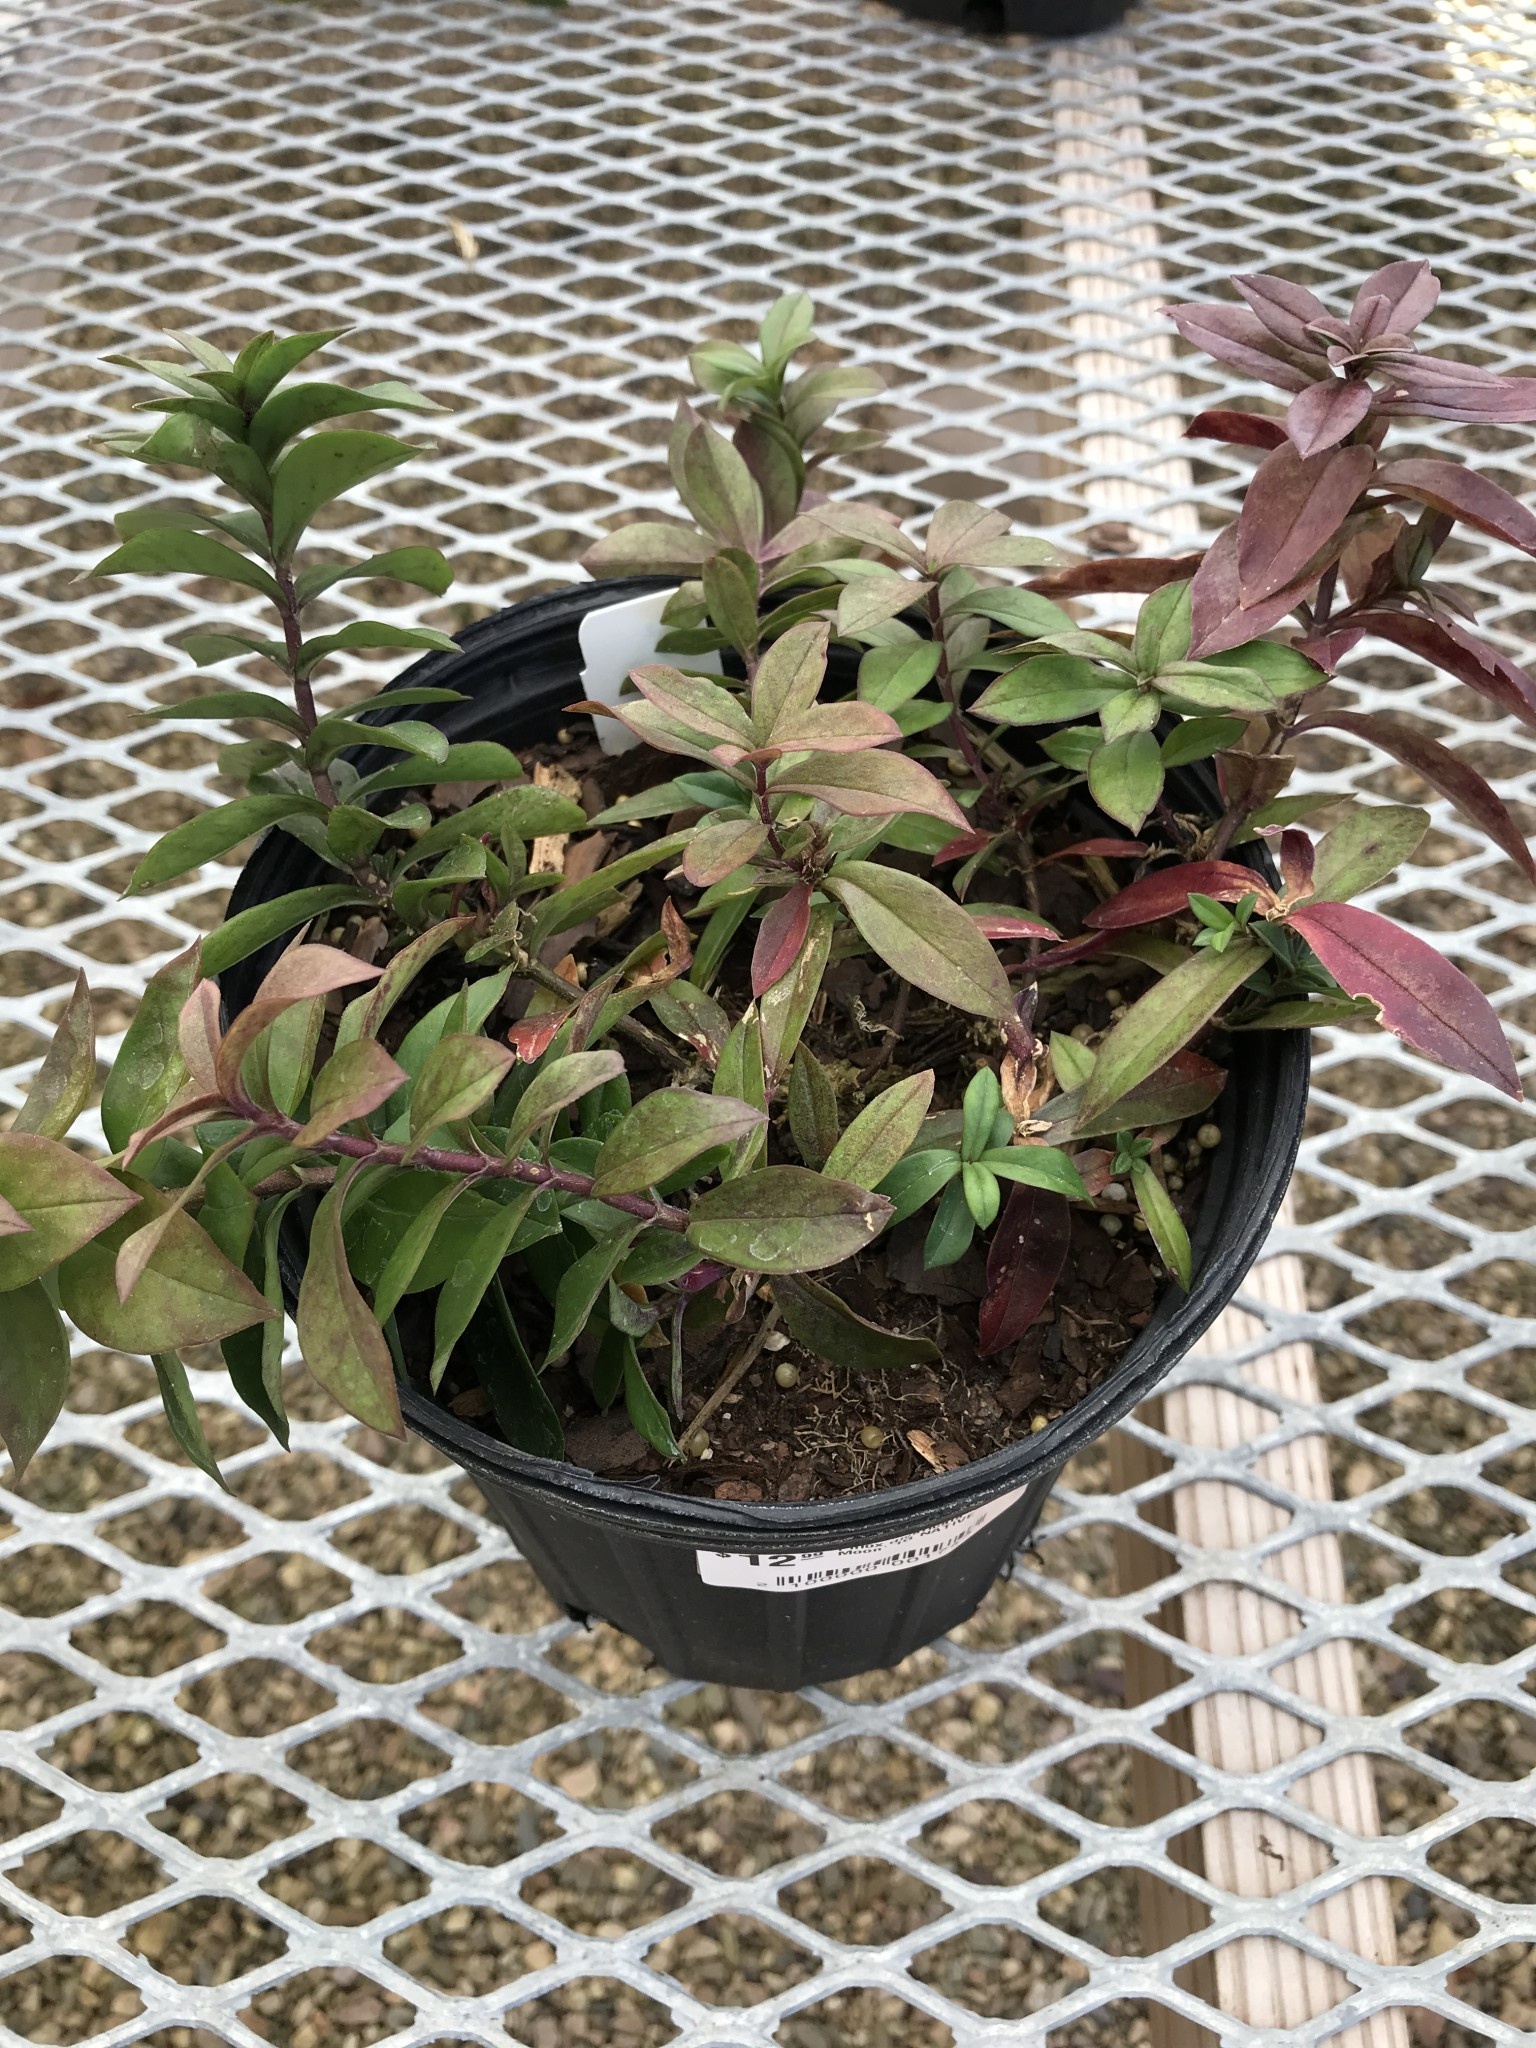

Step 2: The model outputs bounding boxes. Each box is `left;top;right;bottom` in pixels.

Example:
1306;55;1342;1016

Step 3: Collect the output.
221;579;1308;1690
885;0;1132;37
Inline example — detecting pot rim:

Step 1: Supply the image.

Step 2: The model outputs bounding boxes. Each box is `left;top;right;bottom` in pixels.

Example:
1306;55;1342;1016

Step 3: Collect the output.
223;577;1309;1550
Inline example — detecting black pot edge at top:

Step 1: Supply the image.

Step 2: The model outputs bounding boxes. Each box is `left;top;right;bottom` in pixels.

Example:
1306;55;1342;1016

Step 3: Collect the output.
221;577;1308;1554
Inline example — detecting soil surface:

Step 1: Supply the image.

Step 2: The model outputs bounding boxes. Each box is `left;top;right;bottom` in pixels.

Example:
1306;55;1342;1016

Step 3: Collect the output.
338;724;1216;1500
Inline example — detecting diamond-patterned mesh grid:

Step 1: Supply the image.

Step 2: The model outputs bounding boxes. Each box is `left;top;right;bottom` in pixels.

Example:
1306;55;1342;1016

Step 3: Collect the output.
0;0;1532;2042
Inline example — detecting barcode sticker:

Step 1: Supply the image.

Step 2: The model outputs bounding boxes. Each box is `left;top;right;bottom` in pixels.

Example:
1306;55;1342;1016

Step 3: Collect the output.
695;1486;1026;1593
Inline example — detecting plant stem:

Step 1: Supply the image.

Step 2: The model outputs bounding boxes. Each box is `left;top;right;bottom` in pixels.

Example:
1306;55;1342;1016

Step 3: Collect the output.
239;1101;691;1233
925;585;989;789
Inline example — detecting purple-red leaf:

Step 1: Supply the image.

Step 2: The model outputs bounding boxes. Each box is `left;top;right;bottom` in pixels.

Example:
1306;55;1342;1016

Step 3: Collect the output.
1377;459;1536;557
1376;356;1536;424
1188;522;1328;659
767;700;901;753
1164;302;1318;392
933;829;995;866
1348;610;1536;729
1299;709;1536;884
1236;441;1376;605
752;884;812;997
1041;837;1151;865
1027;555;1203;599
1286;378;1373;458
1285;900;1520;1099
769;749;968;830
967;909;1059;941
1085;861;1273;929
1233;272;1332;354
1280;829;1315;898
978;1182;1072;1356
1352;259;1439;339
1185;409;1288;452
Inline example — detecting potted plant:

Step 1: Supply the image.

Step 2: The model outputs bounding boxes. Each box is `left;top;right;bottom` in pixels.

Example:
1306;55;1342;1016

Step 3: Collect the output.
0;269;1526;1688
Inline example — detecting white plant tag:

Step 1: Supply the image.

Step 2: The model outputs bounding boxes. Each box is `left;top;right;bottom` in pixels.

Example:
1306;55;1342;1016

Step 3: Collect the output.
695;1486;1026;1594
577;588;722;757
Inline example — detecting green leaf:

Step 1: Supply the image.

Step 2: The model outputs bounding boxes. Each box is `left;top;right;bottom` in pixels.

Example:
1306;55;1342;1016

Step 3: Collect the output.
591;1090;765;1197
678;418;764;553
152;1350;228;1489
180;628;288;669
1131;1157;1192;1290
971;655;1121;726
961;1068;1003;1163
963;1161;1001;1229
200;886;375;979
624;1347;680;1460
546;1220;643;1363
648;979;731;1065
1051;1032;1096;1090
1158;661;1279;716
242;328;348;407
296;1165;403;1434
0;1280;70;1478
804;1069;928;1198
788;1048;841;1168
975;1146;1089;1199
368;1178;467;1328
243;994;325;1119
128;794;326;895
222;1189;298;1449
91;527;282;603
875;1147;962;1225
299;624;460;677
14;973;94;1142
1134;580;1192;673
858;641;941;708
198;1160;256;1268
712;1013;767;1179
522;833;689;955
825;861;1014;1023
295;546;454;606
686;1165;892;1274
401;786;586;873
1088;731;1164;833
248;378;443;463
760;902;834;1086
102;945;199;1153
1206;636;1325;696
270;429;418;557
1231;995;1379;1029
144;689;307;734
0;1137;139;1289
692;892;756;991
295;1039;408;1148
306;712;451;768
945;586;1076;638
466;1277;563;1458
681;817;767;889
1100;688;1162;741
430;1187;541;1389
1040;725;1100;771
506;1050;626;1154
836;574;927;637
1077;939;1263;1129
753;619;831;732
1161;716;1246;766
924;1176;975;1267
349;741;526;802
777;1274;941;1373
1310;803;1429;903
407;1035;517;1150
337;919;474;1049
58;1178;275;1351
